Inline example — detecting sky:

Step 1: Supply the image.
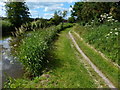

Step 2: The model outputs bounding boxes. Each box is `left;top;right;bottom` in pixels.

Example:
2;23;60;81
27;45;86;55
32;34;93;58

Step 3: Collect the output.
0;0;80;19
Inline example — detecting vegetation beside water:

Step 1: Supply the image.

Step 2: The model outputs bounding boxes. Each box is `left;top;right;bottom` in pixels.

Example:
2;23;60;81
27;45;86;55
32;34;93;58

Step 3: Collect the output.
4;28;98;88
2;1;120;88
15;23;73;77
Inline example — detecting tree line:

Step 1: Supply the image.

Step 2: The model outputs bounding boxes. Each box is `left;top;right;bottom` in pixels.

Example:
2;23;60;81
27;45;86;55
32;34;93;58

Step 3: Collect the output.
3;1;120;36
70;2;120;23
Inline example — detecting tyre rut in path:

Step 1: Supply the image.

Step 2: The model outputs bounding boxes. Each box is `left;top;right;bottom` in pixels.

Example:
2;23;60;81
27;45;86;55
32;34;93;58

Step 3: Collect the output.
68;31;116;88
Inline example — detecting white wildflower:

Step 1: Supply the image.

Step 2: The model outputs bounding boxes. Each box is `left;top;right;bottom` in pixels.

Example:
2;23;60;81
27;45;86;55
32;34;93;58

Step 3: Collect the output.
115;32;118;35
106;36;108;39
111;28;113;30
108;16;112;19
14;44;17;47
115;20;118;22
112;19;114;21
115;28;117;31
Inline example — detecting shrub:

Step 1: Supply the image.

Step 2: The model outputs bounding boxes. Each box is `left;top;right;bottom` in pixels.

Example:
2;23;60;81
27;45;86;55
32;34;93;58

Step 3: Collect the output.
2;20;14;36
68;16;76;23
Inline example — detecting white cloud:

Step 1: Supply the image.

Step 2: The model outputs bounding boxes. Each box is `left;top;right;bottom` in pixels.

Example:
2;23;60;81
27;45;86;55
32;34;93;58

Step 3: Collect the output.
68;7;72;12
43;13;54;19
27;2;67;12
0;2;5;6
26;0;79;2
0;1;6;17
1;0;119;2
44;13;53;16
26;2;45;9
44;7;66;12
44;3;66;12
0;0;75;2
0;1;74;18
29;10;40;18
0;0;79;2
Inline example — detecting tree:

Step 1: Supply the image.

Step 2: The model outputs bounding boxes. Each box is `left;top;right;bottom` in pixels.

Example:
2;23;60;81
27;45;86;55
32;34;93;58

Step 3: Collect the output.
50;10;67;28
71;2;84;21
61;10;67;29
109;2;120;21
50;11;62;25
68;16;75;23
5;1;30;28
71;2;120;22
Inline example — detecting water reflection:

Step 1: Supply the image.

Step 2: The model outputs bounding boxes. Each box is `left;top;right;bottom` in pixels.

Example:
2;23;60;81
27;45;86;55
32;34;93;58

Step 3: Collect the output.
0;37;24;88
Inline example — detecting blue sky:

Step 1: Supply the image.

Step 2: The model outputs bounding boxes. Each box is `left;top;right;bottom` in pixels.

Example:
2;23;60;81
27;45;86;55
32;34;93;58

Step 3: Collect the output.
0;1;76;19
26;2;75;19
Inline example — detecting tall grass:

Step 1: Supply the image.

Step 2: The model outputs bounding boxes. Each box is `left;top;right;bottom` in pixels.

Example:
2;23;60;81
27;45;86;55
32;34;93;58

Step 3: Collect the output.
74;22;119;63
15;23;73;76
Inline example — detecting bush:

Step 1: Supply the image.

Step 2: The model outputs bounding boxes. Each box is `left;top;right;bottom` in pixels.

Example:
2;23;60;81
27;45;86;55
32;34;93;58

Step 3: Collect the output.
2;20;14;36
68;16;76;23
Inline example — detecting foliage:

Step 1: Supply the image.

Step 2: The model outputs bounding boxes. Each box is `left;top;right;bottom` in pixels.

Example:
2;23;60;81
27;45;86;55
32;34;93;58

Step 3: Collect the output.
31;18;50;29
68;16;76;23
74;19;119;63
4;28;99;88
2;20;14;36
14;23;73;77
72;29;119;87
49;10;67;27
50;11;63;25
5;2;30;28
61;10;67;29
71;2;120;22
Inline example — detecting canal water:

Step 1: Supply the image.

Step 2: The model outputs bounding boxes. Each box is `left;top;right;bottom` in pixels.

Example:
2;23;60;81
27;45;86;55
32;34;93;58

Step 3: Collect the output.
0;37;24;88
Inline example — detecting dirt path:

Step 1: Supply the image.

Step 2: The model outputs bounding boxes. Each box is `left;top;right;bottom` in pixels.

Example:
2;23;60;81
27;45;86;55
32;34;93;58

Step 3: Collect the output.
68;31;116;88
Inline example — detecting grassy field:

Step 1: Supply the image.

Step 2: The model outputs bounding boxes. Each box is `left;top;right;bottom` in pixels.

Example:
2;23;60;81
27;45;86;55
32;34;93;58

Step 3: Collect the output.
5;28;104;88
71;26;119;87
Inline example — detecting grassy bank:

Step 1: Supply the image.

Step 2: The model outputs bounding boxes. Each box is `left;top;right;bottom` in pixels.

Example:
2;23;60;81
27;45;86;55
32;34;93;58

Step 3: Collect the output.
71;26;119;87
74;23;119;63
14;23;73;77
4;28;100;88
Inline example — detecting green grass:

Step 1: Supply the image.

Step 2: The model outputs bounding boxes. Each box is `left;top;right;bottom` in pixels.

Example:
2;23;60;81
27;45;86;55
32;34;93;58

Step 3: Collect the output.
13;23;73;76
4;28;98;88
74;23;119;63
44;28;97;88
71;28;119;87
